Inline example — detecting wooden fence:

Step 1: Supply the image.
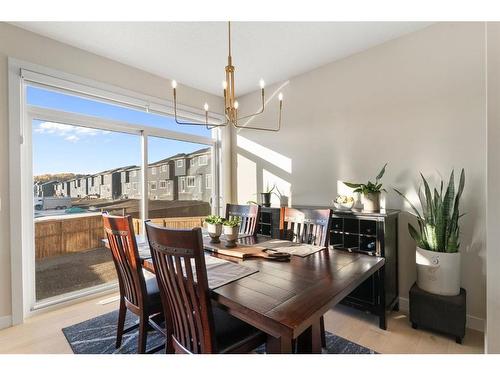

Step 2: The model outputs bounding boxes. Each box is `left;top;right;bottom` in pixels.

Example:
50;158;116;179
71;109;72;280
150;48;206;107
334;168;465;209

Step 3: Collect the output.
35;214;206;260
132;216;205;236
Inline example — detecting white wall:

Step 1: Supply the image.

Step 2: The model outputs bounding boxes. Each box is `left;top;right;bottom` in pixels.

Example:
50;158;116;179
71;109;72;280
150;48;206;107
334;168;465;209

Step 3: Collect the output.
486;22;500;353
0;22;224;325
233;22;487;329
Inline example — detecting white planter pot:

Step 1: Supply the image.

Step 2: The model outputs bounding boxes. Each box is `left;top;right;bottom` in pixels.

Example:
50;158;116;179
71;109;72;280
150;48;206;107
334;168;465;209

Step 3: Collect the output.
206;223;222;243
361;192;380;212
223;225;239;242
280;196;289;207
416;246;461;296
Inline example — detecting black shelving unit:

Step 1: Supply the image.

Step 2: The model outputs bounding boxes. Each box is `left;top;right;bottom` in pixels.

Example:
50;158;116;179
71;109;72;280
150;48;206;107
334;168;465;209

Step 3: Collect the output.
256;206;281;238
329;209;399;313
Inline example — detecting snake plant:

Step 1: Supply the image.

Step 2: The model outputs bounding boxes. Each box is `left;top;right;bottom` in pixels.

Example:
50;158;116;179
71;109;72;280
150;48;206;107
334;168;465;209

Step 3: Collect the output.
394;169;465;253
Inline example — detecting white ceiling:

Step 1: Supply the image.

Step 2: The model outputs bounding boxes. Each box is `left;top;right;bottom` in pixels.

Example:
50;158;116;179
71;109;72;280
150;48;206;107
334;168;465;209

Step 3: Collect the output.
13;22;432;96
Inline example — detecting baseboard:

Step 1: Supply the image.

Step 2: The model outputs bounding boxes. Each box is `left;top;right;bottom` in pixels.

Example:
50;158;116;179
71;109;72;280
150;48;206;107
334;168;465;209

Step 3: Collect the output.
398;297;485;332
0;315;12;330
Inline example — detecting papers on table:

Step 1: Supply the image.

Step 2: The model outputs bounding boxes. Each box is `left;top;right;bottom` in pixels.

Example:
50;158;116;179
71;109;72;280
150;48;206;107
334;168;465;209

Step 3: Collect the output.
257;239;326;257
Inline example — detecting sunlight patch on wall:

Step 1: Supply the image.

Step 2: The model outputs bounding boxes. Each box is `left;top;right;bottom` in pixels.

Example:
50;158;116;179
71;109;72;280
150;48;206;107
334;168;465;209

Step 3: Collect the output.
237;154;257;204
237;135;292;174
263;169;292;207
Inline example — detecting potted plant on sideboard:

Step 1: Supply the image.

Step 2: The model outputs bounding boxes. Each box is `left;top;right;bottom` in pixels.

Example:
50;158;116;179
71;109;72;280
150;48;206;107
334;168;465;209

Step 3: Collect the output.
343;163;388;212
260;184;276;207
394;169;465;296
222;217;241;248
204;215;224;243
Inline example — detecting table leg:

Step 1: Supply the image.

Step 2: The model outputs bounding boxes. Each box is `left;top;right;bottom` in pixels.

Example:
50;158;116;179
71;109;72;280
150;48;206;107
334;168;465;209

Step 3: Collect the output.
267;334;293;354
296;319;322;354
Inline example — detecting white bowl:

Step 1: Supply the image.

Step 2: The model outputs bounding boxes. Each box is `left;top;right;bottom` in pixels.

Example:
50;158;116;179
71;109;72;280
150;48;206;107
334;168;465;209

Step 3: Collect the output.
333;201;354;211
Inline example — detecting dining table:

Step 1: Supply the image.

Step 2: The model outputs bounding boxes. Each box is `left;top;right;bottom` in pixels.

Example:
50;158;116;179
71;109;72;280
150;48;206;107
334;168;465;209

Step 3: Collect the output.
123;234;386;354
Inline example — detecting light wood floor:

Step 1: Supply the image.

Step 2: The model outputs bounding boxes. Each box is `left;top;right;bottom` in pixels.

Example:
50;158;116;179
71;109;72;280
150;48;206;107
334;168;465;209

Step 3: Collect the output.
0;293;484;354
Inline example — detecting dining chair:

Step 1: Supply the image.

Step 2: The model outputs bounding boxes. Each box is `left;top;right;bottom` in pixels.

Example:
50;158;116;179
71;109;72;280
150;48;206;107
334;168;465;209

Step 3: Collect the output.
280;207;333;348
225;203;261;236
280;207;332;247
145;222;266;354
102;214;164;354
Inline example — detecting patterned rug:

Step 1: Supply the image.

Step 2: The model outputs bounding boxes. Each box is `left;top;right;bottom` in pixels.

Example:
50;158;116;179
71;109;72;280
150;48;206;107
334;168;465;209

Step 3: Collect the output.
62;310;375;354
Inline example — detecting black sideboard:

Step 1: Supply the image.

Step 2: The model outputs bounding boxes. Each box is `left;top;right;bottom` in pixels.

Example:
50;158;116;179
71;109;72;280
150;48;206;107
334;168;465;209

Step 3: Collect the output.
255;205;399;321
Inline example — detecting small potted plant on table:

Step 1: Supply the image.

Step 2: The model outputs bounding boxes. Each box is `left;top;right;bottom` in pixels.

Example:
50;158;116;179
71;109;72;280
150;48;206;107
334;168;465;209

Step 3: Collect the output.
394;169;465;296
223;217;241;248
343;163;387;212
204;215;224;243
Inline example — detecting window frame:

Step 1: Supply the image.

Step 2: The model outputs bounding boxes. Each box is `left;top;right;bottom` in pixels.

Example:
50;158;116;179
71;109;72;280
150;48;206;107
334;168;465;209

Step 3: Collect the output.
9;59;226;323
198;155;208;166
186;175;196;188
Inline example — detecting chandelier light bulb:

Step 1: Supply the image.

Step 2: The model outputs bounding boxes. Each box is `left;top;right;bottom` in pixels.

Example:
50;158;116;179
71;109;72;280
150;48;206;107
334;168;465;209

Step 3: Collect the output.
259;79;265;89
171;80;177;89
204;103;209;111
278;92;283;101
222;81;228;89
234;100;239;110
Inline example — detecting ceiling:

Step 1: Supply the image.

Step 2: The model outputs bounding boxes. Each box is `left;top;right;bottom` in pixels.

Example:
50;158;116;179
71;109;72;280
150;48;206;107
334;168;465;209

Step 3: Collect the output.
13;22;432;96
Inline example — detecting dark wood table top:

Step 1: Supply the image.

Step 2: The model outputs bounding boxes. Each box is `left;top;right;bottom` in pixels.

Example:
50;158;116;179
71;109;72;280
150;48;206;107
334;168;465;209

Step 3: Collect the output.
107;235;385;345
205;236;384;340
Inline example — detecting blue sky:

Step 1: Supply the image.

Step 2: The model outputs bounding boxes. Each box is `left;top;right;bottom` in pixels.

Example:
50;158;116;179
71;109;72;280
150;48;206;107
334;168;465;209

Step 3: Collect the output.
29;86;211;175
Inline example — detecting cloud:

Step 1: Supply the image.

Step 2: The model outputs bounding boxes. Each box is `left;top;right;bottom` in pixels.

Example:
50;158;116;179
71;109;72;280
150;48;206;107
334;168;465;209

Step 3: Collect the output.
64;135;80;142
35;122;110;142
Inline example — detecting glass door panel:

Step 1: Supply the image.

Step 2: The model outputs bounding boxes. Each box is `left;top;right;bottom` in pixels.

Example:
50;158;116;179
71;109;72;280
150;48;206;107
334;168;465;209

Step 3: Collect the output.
145;136;214;233
32;118;141;303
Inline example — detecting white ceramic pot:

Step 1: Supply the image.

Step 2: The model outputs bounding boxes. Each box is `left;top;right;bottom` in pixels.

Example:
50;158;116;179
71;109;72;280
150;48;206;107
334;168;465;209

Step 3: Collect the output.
280;196;289;207
223;225;239;242
416;246;461;296
206;223;222;243
361;192;380;212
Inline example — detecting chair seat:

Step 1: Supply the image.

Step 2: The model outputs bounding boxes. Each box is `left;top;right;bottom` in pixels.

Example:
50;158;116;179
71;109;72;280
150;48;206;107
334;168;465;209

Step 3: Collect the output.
212;304;265;353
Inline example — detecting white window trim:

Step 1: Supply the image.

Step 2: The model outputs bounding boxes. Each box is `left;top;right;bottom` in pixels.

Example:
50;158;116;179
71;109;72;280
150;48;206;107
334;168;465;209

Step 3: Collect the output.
186;176;196;188
199;155;208;166
206;174;212;189
159;180;167;189
161;165;168;173
151;167;157;175
150;182;157;190
8;58;226;325
176;159;184;168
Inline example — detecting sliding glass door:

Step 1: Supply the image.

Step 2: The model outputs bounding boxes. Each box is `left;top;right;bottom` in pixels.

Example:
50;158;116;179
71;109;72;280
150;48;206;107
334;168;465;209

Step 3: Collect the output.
31;117;142;304
25;85;219;310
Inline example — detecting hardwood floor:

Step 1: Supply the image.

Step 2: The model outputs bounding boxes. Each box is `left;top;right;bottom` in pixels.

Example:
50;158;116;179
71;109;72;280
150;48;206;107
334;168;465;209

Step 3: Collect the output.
324;305;484;354
0;293;484;354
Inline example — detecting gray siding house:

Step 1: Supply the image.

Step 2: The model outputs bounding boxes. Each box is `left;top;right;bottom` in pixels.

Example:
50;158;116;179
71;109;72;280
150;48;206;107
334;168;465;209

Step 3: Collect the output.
39;147;213;203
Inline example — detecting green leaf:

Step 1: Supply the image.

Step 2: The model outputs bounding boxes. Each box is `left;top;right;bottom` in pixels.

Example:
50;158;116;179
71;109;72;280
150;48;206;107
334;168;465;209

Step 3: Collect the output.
393;188;423;220
408;223;422;246
343;182;362;189
376;163;388;181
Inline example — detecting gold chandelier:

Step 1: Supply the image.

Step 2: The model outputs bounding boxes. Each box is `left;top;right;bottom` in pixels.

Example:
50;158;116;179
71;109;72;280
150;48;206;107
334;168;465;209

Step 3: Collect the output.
171;21;283;131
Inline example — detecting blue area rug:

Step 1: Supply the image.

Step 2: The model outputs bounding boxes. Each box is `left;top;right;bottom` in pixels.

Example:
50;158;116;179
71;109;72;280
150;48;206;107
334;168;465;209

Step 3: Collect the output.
62;309;375;354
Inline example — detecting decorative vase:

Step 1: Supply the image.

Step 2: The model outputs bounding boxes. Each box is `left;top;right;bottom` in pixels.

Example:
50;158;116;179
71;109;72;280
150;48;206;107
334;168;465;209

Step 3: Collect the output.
416;246;461;296
206;223;222;244
223;225;239;248
260;192;271;207
279;195;289;207
361;192;380;212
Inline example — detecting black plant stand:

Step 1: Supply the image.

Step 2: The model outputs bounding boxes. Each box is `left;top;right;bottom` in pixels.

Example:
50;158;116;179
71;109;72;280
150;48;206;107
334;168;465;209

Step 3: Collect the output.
409;283;466;344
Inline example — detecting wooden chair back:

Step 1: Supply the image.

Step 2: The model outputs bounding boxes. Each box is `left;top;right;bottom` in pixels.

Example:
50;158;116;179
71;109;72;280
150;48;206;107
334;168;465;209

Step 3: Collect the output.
102;214;147;314
145;222;216;354
225;204;260;236
280;208;332;247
